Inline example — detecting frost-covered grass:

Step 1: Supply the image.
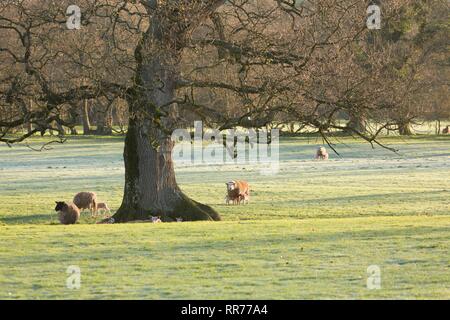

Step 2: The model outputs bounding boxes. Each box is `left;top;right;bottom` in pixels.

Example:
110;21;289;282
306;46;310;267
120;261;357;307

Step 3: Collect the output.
0;134;449;299
0;134;449;224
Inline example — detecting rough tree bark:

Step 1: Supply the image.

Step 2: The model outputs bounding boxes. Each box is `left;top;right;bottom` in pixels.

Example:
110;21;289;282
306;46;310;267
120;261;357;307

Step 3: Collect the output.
113;3;221;222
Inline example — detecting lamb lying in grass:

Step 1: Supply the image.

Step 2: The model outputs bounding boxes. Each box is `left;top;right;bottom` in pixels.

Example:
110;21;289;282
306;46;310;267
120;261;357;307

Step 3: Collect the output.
151;216;162;223
55;201;80;225
73;192;97;216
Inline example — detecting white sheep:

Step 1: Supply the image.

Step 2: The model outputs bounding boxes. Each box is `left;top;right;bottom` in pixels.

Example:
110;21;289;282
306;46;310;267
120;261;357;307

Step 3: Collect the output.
151;216;162;223
315;146;329;160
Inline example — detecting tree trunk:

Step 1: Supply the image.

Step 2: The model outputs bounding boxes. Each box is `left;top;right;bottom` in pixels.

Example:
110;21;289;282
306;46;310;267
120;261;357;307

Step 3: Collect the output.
70;127;78;135
289;122;295;133
112;16;220;222
26;99;33;133
55;121;65;136
68;104;79;135
95;105;113;135
113;119;220;222
81;99;91;135
26;122;33;134
398;121;413;135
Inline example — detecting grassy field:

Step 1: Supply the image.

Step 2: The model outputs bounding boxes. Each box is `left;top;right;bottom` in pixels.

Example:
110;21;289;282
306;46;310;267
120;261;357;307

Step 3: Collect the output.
0;134;449;299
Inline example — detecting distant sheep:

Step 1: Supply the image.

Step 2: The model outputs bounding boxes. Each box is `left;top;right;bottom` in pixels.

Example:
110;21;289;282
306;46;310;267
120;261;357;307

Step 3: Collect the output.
55;201;80;225
443;126;449;134
225;180;250;205
315;146;329;160
151;216;162;223
97;202;111;215
73;192;97;216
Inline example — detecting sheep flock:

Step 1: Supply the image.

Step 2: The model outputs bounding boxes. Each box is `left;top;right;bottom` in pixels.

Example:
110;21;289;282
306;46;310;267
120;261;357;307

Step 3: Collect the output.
55;146;329;224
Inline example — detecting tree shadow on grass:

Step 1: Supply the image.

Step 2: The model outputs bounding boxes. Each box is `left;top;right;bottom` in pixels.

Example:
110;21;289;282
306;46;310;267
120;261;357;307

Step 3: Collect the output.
0;212;112;225
167;225;449;254
0;213;52;225
282;190;448;206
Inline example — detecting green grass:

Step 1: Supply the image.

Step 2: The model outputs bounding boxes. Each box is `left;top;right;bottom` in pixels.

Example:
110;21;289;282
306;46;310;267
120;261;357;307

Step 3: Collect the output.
0;134;449;299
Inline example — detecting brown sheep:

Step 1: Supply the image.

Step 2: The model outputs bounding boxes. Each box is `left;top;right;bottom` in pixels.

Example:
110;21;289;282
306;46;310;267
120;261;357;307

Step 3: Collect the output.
443;126;449;134
315;146;329;160
225;180;250;205
73;192;97;216
55;201;80;225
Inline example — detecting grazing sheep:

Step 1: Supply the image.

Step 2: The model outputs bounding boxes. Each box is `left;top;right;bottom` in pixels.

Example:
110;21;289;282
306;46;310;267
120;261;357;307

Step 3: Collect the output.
443;126;449;134
176;217;183;222
73;192;97;216
54;201;80;225
315;146;329;160
97;202;111;215
225;180;250;205
151;216;162;223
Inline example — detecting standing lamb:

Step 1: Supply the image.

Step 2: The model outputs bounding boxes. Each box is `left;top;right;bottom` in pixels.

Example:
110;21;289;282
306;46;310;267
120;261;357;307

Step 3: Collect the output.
315;146;329;160
225;180;250;205
239;193;250;205
97;202;111;215
73;192;98;216
55;201;80;225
